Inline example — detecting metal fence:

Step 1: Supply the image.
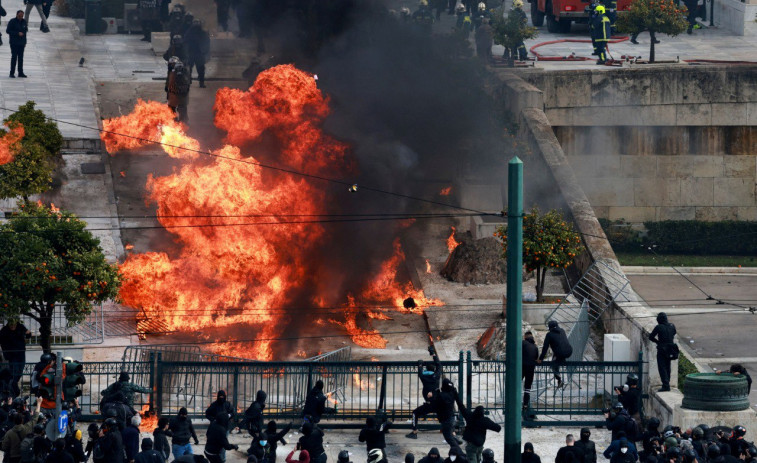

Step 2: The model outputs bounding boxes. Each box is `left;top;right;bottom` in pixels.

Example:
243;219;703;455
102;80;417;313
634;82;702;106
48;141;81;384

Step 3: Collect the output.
468;352;644;426
5;304;105;346
17;351;644;426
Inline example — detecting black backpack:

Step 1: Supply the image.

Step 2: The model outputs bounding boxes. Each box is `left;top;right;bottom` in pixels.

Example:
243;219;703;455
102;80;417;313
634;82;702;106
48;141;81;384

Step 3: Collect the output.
625;417;641;442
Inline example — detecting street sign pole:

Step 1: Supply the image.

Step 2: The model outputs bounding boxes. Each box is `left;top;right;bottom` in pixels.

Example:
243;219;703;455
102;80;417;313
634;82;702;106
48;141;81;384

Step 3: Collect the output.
504;157;524;463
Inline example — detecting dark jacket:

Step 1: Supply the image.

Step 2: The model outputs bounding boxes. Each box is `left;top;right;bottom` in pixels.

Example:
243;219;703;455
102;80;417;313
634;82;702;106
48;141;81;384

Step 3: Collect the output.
205;414;237;455
65;435;86;463
523;338;539;367
606;410;632;441
298;423;324;459
459;404;501;447
610;451;637;463
649;314;676;353
45;449;76;463
168;415;198;445
205;391;235;428
432;380;458;422
419;355;442;398
247;435;274;463
5;18;28;48
604;439;638;461
122;425;140;461
0;323;28;361
134;448;165;463
1;422;33;460
244;391;267;435
419;449;442;463
589;14;611;42
265;421;291;458
540;326;573;360
96;429;125;463
618;388;641;416
183;25;210;64
302;388;327;422
358;417;391;451
575;439;597;463
556;445;586;463
443;448;468;463
523;453;542;463
162;43;187;62
153;428;171;461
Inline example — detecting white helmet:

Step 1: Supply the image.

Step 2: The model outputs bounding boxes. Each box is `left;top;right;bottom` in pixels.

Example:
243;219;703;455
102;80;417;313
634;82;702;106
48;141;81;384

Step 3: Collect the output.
478;2;486;10
368;449;385;463
420;0;428;6
401;6;411;14
456;3;466;12
513;0;524;7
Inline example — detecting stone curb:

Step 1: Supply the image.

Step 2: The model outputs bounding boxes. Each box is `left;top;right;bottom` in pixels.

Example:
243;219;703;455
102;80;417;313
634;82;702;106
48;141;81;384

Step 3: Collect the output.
622;266;757;275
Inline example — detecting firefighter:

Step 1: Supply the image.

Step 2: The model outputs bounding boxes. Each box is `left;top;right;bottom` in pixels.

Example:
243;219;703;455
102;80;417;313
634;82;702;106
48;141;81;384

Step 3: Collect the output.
472;2;491;29
167;60;191;122
454;4;473;39
412;0;434;34
510;0;528;60
601;0;618;28
590;4;611;64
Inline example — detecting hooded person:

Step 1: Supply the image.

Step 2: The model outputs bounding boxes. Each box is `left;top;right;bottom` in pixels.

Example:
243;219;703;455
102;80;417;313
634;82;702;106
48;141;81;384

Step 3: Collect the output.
538;321;573;388
247;432;273;463
204;412;239;463
205;390;236;431
604;433;638;461
432;378;463;449
298;422;326;463
286;449;311;463
522;332;539;412
642;418;662;457
521;444;540;463
420;448;443;463
135;437;165;463
610;439;637;463
444;446;469;463
359;416;392;452
649;312;677;392
457;402;501;463
575;429;597;463
243;390;268;437
302;381;328;424
407;346;442;439
101;371;151;409
263;420;292;463
407;454;416;463
169;407;199;458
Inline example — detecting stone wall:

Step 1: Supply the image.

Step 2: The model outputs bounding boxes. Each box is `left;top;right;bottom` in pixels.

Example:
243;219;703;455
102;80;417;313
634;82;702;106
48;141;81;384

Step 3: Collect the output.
517;66;757;222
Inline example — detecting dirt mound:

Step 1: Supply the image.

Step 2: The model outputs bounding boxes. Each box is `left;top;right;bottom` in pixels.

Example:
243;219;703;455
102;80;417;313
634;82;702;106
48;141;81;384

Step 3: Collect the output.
440;231;506;284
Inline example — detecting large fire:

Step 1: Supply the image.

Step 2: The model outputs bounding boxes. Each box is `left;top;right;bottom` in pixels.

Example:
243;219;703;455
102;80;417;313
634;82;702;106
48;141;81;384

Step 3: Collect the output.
0;123;25;165
103;65;441;359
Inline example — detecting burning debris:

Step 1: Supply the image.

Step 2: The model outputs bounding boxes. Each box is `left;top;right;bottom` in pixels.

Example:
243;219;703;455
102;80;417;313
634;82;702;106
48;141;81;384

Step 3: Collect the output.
425;259;432;274
103;65;441;359
446;226;461;253
441;231;507;285
0;123;25;165
439;186;452;196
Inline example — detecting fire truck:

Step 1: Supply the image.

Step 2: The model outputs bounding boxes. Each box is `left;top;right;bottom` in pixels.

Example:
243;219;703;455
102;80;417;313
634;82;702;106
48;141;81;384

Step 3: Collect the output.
529;0;632;32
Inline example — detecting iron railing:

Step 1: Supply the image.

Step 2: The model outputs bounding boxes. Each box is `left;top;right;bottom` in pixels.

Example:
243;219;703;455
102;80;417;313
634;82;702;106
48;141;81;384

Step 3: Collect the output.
3;303;105;346
16;351;644;426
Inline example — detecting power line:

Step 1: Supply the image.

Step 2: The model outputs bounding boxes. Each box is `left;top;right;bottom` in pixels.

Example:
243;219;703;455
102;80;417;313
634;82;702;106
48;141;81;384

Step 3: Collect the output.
0;106;501;218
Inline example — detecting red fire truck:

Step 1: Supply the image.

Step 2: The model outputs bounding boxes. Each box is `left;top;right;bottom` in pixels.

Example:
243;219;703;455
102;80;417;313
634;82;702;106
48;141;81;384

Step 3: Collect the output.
529;0;632;32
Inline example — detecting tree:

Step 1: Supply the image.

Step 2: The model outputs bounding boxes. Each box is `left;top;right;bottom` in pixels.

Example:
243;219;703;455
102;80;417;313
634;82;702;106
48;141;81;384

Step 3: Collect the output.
0;102;63;200
615;0;688;62
491;6;538;63
495;208;584;302
0;202;121;353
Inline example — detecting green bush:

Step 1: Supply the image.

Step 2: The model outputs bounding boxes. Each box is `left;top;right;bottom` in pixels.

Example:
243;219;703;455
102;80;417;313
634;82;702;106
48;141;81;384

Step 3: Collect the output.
678;351;699;390
598;218;644;253
644;220;757;255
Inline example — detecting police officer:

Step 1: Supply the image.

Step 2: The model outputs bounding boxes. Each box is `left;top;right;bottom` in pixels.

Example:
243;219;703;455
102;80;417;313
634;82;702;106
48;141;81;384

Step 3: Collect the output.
163;34;187;63
167;4;186;38
589;4;611;64
649;312;677;392
138;0;161;41
184;19;210;88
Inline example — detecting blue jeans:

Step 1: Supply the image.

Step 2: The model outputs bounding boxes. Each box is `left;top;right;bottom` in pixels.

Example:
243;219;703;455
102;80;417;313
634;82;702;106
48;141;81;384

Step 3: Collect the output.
173;443;193;457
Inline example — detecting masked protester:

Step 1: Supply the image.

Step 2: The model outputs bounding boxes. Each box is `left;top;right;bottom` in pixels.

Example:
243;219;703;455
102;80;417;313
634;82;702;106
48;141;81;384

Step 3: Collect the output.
302;381;329;424
243;390;268;438
538;321;573;389
169;407;199;458
359;416;392;453
205;413;239;463
575;429;597;463
247;432;273;463
420;448;443;463
406;346;442;440
522;444;540;463
444;447;469;463
611;440;637;463
649;312;677;392
298;422;326;463
456;403;501;463
263;421;292;463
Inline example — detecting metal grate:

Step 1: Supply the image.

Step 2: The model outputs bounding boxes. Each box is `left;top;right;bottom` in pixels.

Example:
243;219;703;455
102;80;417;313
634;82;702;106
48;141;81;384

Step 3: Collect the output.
11;303;105;346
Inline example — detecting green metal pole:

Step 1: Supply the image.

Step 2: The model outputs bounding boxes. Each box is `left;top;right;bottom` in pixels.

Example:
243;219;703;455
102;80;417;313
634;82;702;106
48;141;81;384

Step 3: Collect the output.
504;157;523;463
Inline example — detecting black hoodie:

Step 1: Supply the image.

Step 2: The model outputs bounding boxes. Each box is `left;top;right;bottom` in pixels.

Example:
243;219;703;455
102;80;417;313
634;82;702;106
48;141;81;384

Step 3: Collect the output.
205;390;236;429
459;404;501;447
265;420;292;458
419;448;442;463
245;390;268;435
540;324;573;360
575;430;597;463
443;447;469;463
359;416;391;451
649;313;676;347
432;379;458;422
523;337;539;367
302;383;327;422
205;413;237;455
298;422;325;458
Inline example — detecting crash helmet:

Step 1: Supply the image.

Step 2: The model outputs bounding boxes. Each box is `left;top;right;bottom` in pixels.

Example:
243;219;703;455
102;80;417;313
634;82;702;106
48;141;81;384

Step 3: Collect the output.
456;3;466;12
482;449;495;462
734;426;747;438
478;2;486;10
692;427;704;439
338;451;351;463
172;34;183;45
401;6;411;15
419;0;428;5
513;0;524;8
648;417;661;430
368;449;385;463
594;4;606;14
626;374;639;386
613;402;623;411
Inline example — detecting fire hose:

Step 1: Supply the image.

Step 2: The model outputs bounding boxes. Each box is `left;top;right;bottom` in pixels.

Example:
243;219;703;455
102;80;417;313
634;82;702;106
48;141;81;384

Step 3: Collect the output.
529;36;630;61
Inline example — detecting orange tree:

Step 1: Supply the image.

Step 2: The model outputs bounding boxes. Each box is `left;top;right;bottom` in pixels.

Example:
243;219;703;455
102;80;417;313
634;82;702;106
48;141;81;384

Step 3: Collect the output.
495;207;584;302
0;202;120;353
615;0;688;63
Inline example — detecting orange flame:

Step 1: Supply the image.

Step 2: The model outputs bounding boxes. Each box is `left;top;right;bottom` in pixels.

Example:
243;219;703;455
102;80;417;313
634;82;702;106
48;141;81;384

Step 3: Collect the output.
425;259;432;274
447;226;461;253
138;405;158;433
353;373;371;391
106;65;442;358
439;186;452;196
0;124;24;165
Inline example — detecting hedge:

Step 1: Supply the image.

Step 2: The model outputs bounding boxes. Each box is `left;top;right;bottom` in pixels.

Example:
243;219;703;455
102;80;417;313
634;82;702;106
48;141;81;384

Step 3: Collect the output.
598;219;757;255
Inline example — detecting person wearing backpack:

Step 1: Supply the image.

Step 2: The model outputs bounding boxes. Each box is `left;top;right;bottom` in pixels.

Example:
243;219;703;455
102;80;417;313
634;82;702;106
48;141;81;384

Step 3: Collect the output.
606;403;635;442
538;321;573;389
20;423;49;463
2;412;33;463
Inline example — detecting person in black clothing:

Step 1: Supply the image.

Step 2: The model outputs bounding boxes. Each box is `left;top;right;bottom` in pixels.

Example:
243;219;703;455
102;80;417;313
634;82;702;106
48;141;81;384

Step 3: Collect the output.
606;403;632;442
5;10;27;78
717;365;752;394
359;416;392;452
182;18;209;88
432;378;463;450
169;407;200;458
96;418;125;463
407;454;416;463
611;439;636;463
47;438;75;463
642;418;662;458
522;443;541;463
213;0;230;31
0;321;31;397
616;374;642;424
163;34;187;64
444;447;468;463
263;420;291;463
642;438;663;463
575;429;597;463
649;312;677;392
243;390;267;437
522;332;539;412
247;432;274;463
205;412;238;463
205;390;236;431
64;428;86;463
456;403;501;463
419;448;443;463
135;438;165;463
406;346;442;440
538;321;573;389
556;435;586;463
298;422;326;463
123;414;142;463
153;417;172;462
302;381;333;424
728;426;749;459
